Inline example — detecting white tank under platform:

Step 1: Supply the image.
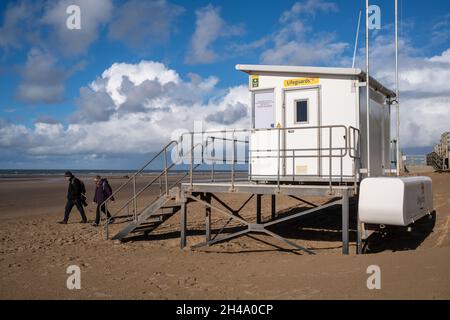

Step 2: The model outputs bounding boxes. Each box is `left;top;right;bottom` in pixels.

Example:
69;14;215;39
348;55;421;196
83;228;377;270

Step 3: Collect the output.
359;176;433;226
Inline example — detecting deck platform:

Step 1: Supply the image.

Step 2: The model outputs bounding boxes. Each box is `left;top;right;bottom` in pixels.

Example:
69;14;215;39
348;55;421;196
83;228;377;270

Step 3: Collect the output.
179;182;356;255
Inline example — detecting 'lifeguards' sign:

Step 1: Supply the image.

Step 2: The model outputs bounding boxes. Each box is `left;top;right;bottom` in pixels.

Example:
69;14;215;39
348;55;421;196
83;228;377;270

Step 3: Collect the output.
284;77;319;87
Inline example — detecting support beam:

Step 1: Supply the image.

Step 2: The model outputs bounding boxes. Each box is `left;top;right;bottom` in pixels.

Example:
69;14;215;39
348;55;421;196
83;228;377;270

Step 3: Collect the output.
342;190;349;255
288;195;318;208
256;194;262;224
271;194;277;219
205;193;211;244
356;215;363;254
180;199;187;249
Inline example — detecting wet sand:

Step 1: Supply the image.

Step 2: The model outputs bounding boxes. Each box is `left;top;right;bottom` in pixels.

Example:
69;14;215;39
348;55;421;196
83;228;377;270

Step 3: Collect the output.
1;171;449;299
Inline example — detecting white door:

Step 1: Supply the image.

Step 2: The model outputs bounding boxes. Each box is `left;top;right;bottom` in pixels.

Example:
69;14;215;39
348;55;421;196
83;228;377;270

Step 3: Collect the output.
283;87;320;177
250;89;279;178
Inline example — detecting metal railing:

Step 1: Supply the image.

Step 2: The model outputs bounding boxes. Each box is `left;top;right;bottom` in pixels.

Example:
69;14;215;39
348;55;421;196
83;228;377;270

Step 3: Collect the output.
100;124;360;237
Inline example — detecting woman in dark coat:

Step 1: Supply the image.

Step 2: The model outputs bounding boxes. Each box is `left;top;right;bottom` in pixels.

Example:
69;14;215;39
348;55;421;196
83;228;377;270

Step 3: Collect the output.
92;175;114;226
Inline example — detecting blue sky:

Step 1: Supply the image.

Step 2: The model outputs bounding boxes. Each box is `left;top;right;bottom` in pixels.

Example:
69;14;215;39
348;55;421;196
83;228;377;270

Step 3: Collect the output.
0;0;449;169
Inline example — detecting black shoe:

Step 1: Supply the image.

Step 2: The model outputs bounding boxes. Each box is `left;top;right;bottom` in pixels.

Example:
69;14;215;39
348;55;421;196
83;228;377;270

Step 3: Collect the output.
92;223;99;227
80;220;88;224
58;220;67;224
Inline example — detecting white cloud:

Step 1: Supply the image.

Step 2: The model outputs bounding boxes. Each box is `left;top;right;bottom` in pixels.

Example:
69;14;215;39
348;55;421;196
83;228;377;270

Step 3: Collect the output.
15;48;66;103
429;48;450;64
280;0;338;23
0;1;40;52
41;0;113;56
432;13;450;45
108;0;184;49
0;61;250;159
186;4;244;64
354;32;450;148
96;61;180;105
259;1;347;66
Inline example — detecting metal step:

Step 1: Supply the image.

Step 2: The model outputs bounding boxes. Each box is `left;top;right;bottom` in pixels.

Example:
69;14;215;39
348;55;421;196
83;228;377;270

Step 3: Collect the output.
111;191;181;241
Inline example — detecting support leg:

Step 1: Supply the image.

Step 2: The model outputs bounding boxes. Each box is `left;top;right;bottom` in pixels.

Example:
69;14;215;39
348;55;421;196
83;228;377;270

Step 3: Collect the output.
180;199;187;249
256;194;262;224
342;191;349;255
357;214;362;254
271;194;277;220
205;193;211;244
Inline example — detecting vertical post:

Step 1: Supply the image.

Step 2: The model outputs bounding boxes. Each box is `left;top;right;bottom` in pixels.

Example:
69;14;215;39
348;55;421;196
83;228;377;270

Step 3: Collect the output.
164;148;168;194
329;127;333;192
211;137;215;182
180;198;187;249
277;127;281;190
256;194;262;224
205;193;211;244
133;176;137;221
357;215;363;254
395;0;400;176
231;131;236;190
271;194;276;220
190;132;194;188
342;190;349;255
365;0;371;177
292;149;295;181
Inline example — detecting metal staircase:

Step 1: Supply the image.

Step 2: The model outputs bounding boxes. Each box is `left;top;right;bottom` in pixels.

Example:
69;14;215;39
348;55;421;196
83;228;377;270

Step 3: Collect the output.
110;190;180;240
427;132;449;171
100;134;246;241
427;151;443;171
100;138;204;241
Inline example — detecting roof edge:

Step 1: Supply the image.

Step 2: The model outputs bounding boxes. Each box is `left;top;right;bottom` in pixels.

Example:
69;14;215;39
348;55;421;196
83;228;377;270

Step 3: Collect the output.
235;64;395;98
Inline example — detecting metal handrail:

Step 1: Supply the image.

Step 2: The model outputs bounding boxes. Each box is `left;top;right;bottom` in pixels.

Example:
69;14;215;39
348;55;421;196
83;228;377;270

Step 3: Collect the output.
103;140;208;239
348;126;361;159
102;124;362;238
99;140;179;209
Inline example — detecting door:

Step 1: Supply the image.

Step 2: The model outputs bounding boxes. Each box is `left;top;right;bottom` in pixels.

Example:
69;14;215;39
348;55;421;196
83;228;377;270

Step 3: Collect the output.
250;89;279;177
283;87;320;177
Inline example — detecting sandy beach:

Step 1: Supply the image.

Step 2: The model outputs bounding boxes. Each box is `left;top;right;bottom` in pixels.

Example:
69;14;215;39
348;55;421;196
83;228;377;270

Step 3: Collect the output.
1;171;449;299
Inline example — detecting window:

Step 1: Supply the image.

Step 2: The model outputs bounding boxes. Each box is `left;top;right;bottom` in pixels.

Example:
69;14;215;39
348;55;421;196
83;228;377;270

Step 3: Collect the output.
295;99;308;123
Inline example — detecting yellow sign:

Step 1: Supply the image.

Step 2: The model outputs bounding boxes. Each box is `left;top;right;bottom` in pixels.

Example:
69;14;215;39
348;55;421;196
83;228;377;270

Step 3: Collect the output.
251;75;259;88
284;77;319;87
276;122;282;128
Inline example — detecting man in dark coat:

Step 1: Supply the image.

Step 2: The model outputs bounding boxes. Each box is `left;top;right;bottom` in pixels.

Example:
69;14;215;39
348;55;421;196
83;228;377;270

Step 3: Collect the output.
92;175;114;227
58;171;88;224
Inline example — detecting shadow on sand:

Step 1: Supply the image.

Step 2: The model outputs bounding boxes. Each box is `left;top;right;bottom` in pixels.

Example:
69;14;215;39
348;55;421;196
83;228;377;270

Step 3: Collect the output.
119;198;436;254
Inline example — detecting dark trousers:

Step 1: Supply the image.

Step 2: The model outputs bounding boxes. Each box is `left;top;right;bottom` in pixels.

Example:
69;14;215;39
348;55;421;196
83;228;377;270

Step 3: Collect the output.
95;203;111;224
64;198;87;222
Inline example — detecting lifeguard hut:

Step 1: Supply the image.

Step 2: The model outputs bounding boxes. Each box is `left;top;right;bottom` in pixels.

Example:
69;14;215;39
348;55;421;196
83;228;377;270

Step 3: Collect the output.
97;2;434;255
236;64;394;184
97;64;434;256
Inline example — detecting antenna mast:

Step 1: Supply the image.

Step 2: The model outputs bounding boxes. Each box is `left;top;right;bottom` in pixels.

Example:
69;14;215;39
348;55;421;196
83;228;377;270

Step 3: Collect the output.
365;0;371;177
352;10;362;68
395;0;400;175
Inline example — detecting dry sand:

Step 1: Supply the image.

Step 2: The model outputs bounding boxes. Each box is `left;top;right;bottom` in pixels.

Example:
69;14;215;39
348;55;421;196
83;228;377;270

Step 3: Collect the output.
1;172;449;299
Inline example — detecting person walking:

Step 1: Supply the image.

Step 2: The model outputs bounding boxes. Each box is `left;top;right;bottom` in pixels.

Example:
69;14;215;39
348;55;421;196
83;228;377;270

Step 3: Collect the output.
59;171;88;224
92;175;114;227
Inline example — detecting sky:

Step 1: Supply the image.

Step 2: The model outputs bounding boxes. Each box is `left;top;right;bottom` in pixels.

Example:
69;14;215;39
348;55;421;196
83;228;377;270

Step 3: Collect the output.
0;0;449;169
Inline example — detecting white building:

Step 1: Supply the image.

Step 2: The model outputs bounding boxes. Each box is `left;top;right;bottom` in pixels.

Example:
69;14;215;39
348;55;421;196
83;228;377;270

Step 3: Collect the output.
236;64;396;184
